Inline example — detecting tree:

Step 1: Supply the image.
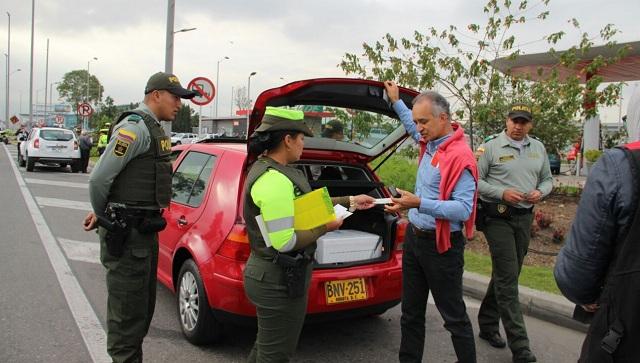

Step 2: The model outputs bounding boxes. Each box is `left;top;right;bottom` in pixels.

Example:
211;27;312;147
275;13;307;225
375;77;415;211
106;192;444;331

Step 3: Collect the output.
340;0;625;153
173;104;199;133
234;86;251;110
57;69;104;105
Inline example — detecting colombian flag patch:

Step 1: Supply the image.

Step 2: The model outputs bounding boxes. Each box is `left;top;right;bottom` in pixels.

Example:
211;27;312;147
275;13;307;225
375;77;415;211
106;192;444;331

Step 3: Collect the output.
117;129;137;143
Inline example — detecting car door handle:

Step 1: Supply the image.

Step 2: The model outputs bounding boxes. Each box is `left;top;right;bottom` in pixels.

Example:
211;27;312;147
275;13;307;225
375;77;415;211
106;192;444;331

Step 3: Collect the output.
177;216;188;226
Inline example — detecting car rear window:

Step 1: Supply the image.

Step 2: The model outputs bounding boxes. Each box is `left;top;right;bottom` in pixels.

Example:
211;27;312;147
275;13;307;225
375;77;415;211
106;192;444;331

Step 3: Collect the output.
296;105;402;149
40;130;74;141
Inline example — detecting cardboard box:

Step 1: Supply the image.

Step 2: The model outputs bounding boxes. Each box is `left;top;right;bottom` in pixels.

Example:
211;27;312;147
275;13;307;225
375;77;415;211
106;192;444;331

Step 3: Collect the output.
315;229;382;264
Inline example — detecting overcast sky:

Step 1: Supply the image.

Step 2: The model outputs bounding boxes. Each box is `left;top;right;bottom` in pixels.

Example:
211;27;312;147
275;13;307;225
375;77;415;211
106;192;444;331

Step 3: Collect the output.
2;0;640;124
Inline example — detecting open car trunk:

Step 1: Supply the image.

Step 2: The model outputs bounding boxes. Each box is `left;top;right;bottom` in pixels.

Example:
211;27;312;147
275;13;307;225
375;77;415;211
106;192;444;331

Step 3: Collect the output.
293;160;399;269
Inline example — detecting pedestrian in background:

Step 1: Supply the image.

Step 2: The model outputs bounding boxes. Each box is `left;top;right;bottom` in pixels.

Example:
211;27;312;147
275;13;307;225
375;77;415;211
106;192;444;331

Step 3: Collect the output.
78;130;93;173
475;104;552;363
384;81;478;363
554;98;640;361
82;72;197;363
243;106;375;362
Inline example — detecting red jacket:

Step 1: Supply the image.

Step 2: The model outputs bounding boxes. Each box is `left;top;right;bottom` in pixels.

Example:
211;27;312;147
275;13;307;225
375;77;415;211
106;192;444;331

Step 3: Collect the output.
433;124;478;253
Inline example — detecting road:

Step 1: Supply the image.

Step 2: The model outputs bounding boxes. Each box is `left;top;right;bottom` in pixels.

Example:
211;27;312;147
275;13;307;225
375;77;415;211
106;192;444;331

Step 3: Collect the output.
0;143;585;362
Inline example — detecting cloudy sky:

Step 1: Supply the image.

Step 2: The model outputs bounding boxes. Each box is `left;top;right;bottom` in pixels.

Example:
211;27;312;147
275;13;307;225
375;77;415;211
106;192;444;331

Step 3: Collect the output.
2;0;640;124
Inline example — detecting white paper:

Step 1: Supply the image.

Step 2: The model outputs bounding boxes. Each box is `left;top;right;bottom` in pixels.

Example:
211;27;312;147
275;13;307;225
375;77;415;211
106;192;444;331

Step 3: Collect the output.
334;204;353;220
374;198;393;205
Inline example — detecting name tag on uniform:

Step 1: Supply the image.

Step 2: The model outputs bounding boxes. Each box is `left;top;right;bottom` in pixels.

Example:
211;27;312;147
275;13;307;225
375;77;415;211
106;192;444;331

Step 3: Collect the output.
157;136;172;155
498;154;515;163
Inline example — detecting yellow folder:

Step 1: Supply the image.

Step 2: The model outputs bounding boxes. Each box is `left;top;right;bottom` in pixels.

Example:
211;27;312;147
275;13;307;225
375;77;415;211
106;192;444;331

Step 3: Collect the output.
294;187;336;230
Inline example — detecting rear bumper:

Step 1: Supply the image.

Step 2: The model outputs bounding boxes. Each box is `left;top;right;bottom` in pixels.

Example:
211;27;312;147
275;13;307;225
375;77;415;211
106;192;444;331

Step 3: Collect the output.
204;251;403;317
30;156;79;164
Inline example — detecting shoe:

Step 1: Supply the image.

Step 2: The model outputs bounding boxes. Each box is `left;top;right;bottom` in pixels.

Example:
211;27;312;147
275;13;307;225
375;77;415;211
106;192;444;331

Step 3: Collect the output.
512;348;537;362
479;331;506;348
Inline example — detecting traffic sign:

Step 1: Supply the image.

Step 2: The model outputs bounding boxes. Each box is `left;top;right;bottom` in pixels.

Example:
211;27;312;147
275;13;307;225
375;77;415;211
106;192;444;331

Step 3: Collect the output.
187;77;215;106
55;114;65;124
77;103;94;117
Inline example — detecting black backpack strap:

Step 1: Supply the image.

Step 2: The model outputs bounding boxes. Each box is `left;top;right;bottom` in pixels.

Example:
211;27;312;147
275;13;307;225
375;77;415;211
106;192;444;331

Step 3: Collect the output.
599;147;640;355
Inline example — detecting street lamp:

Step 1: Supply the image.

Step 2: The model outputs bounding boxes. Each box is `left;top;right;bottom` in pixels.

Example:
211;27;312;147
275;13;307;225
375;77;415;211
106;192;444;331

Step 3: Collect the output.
247;71;257;123
86;57;98;102
5;12;10;125
49;81;60;112
215;56;229;117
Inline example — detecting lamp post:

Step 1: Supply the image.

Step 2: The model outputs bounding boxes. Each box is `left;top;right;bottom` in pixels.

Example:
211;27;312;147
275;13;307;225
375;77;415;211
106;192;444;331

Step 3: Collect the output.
215;56;229;118
86;57;98;102
49;81;60;119
5;12;10;125
247;72;256;123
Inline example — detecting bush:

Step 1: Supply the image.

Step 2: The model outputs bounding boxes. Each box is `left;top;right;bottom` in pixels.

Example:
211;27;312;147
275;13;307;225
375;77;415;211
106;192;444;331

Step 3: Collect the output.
584;149;603;163
371;153;418;192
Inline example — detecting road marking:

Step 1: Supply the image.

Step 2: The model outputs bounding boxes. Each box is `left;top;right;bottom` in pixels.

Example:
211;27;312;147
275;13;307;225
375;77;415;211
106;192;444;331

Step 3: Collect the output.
59;238;100;265
26;178;88;189
2;144;109;363
36;196;92;211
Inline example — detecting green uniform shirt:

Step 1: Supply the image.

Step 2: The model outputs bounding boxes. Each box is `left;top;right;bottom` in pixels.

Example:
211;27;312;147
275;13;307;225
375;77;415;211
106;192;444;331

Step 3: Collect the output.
477;131;553;208
89;103;157;216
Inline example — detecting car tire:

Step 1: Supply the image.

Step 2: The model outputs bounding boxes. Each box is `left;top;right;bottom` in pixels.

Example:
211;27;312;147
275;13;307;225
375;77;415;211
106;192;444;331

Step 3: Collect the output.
176;259;222;345
26;155;35;172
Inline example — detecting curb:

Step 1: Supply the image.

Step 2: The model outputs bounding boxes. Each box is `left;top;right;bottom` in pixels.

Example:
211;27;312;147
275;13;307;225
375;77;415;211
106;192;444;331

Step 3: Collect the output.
462;271;589;333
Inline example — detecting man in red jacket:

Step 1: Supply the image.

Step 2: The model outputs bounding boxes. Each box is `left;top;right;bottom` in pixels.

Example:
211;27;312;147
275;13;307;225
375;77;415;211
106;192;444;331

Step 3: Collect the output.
384;81;478;363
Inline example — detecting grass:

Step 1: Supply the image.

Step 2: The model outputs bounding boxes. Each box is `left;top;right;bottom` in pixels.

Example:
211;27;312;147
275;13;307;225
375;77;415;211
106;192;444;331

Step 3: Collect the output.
464;250;561;295
370;154;418;192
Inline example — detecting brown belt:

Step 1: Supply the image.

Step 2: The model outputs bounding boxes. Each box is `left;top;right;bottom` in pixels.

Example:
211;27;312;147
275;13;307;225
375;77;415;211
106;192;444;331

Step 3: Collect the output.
411;224;462;239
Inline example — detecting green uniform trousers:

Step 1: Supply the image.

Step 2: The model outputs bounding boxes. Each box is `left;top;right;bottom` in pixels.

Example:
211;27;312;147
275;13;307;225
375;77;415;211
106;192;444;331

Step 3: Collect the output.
477;213;533;353
99;226;158;363
243;253;313;363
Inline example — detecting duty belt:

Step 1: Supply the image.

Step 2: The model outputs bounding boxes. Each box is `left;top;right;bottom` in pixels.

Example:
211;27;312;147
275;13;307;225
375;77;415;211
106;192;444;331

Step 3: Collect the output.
411;224;462;239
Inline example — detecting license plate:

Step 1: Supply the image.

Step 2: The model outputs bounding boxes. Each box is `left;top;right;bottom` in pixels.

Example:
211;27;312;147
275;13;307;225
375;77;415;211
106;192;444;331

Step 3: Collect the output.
325;278;367;305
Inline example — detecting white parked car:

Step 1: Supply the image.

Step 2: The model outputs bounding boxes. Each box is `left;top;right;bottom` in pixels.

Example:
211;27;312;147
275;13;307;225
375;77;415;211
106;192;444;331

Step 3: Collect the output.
170;132;197;145
18;127;81;172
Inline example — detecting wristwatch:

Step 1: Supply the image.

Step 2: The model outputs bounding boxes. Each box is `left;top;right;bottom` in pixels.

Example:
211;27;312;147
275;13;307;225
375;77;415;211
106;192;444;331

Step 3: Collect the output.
349;196;356;212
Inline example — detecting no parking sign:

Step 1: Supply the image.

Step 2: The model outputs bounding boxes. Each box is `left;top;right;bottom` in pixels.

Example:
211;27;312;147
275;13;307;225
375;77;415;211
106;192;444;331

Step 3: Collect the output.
187;77;215;106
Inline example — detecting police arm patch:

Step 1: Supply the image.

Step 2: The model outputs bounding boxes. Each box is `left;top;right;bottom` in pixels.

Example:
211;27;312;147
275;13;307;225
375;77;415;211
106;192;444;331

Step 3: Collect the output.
113;139;130;157
116;129;137;143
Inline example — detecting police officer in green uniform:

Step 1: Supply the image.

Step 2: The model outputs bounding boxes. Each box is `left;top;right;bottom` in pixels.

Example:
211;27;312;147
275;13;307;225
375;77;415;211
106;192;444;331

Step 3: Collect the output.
243;107;375;362
475;104;553;363
82;72;197;363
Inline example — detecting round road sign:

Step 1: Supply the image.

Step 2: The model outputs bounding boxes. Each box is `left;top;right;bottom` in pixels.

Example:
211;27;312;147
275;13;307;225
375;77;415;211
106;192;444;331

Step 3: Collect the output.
55;114;65;124
187;77;215;106
77;103;94;117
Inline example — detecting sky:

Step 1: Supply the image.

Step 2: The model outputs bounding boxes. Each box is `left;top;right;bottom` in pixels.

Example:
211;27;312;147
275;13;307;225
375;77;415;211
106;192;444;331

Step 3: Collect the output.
2;0;640;125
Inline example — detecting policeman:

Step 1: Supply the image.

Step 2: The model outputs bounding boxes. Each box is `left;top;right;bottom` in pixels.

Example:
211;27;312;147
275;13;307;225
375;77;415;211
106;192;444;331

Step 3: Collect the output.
82;72;197;363
97;125;110;156
243;107;374;362
475;103;553;363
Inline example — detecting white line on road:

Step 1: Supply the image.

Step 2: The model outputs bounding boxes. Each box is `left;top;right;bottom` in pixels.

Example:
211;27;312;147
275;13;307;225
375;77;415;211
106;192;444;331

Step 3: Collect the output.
26;178;88;189
36;196;92;211
59;238;100;265
2;144;109;363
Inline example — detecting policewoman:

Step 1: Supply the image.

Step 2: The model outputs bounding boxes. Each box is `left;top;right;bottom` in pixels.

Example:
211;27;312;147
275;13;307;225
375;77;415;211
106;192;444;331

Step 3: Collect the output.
82;72;197;363
243;106;375;362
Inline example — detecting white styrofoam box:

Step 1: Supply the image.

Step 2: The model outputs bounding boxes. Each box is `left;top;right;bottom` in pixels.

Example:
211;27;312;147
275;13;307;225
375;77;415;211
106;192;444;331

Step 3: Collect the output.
315;229;382;264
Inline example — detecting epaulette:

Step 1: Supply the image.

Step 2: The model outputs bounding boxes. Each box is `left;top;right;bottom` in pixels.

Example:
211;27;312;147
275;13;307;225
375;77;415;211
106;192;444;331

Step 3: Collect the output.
483;134;499;143
126;114;143;123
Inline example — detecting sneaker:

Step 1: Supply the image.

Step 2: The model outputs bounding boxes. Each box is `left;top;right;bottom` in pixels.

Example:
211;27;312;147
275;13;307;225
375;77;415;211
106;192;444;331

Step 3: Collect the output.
479;331;506;348
513;348;537;362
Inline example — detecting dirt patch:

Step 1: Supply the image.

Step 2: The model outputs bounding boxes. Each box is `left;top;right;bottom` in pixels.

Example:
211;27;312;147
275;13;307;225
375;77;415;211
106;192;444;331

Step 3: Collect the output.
466;194;579;268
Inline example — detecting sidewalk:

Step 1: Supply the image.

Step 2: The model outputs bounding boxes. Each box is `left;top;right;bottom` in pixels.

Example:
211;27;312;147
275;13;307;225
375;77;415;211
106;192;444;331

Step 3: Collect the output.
462;271;589;333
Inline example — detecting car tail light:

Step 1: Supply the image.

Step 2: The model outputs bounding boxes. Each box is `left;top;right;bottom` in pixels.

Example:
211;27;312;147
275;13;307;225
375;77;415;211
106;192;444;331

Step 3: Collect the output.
74;141;78;150
216;223;251;261
394;218;408;251
33;138;40;149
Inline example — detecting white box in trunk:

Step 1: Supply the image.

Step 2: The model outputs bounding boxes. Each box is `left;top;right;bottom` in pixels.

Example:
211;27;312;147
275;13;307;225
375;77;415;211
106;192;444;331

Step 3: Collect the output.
315;229;382;264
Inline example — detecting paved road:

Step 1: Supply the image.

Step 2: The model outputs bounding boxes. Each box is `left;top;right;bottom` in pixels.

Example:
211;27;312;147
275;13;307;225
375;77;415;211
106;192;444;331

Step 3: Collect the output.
0;143;585;362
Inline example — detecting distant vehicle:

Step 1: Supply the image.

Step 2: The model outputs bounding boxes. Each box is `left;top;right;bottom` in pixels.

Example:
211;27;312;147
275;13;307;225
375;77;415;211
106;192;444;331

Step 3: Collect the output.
171;133;198;146
18;127;81;172
548;152;561;175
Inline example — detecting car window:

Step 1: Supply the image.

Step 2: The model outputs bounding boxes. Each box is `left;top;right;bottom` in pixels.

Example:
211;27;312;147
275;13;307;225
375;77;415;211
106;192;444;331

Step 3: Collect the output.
40;129;74;141
171;151;217;207
295;105;401;149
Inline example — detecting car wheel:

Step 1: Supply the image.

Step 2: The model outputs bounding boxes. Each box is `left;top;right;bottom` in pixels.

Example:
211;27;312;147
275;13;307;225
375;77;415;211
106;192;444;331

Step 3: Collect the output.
177;259;222;345
26;155;35;172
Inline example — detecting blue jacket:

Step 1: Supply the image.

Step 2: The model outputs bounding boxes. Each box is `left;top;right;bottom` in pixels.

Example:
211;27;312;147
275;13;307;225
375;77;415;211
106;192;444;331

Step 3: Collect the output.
554;148;637;304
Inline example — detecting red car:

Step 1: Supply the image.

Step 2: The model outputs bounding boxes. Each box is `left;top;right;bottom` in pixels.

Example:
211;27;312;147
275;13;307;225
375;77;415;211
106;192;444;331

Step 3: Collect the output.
158;78;418;344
